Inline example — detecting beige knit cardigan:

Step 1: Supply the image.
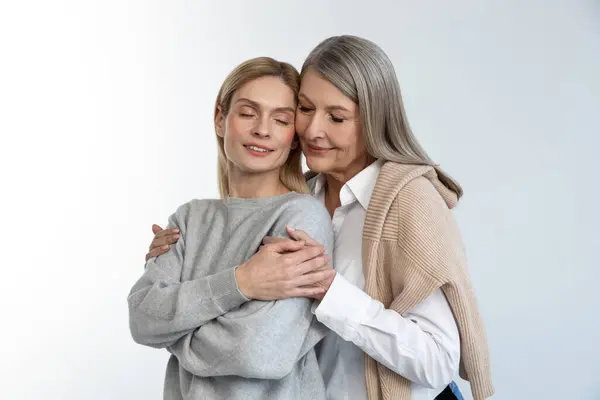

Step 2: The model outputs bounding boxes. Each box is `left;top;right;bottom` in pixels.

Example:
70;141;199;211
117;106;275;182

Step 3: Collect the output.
311;161;494;400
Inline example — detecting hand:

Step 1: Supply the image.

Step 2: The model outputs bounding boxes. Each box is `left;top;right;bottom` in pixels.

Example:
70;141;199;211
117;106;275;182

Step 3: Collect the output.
235;238;335;300
145;224;180;261
262;226;336;300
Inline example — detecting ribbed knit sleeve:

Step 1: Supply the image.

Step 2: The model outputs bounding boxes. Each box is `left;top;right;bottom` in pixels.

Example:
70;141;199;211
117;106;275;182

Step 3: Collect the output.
392;178;494;400
361;164;494;400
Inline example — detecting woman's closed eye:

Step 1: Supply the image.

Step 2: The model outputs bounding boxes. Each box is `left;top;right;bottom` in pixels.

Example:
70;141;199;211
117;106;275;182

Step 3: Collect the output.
238;105;257;118
298;105;344;123
298;105;313;113
329;114;345;123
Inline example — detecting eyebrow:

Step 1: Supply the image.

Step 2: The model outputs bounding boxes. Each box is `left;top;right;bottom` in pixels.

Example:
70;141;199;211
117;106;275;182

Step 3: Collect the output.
298;93;351;113
235;98;295;114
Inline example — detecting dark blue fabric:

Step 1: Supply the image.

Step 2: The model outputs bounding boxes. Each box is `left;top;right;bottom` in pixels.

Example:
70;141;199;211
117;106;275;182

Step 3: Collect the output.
434;381;464;399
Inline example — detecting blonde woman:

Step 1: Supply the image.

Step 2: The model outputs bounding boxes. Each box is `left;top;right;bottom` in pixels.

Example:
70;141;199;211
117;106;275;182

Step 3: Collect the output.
128;57;334;400
148;36;494;400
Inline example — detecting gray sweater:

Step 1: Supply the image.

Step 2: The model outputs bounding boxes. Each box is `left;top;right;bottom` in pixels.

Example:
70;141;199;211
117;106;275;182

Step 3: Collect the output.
128;192;334;400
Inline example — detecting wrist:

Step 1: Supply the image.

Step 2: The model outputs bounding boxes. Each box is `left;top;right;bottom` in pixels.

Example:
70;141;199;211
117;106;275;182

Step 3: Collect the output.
235;263;253;299
313;271;336;301
312;291;326;301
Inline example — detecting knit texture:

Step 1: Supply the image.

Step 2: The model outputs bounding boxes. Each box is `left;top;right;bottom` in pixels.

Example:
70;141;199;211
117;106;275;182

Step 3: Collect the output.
358;162;494;400
128;193;334;400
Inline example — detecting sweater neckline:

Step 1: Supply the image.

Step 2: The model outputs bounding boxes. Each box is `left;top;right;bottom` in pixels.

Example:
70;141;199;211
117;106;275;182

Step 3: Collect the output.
223;191;297;208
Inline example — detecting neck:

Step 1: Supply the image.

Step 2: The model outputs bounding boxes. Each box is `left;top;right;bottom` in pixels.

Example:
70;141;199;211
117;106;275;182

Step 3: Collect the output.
228;166;289;199
324;156;376;210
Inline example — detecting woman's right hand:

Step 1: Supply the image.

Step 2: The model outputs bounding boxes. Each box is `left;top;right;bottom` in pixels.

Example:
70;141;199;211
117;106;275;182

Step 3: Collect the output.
145;224;180;261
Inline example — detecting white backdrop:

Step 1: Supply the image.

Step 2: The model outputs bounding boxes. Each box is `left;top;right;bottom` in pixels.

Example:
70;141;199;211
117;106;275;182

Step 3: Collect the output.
1;1;598;399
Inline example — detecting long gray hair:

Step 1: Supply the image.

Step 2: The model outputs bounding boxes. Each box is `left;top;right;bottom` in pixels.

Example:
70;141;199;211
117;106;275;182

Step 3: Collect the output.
301;35;463;198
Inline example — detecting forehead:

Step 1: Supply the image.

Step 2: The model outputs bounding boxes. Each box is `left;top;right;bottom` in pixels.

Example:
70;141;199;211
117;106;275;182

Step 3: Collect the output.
299;70;357;110
232;76;296;109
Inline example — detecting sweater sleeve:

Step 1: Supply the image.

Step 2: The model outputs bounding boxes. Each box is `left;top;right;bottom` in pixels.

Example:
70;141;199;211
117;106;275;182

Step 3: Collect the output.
394;177;463;284
390;177;493;397
127;203;248;349
167;196;334;379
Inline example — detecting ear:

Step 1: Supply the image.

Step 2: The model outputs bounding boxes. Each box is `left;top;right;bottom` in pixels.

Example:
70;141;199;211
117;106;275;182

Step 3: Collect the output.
215;105;225;138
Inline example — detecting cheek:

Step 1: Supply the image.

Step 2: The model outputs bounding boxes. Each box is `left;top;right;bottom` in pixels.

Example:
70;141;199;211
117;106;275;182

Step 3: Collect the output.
294;114;309;137
348;140;369;166
330;126;367;164
342;138;362;155
225;117;249;141
222;119;251;160
270;122;296;148
281;125;296;145
341;125;363;150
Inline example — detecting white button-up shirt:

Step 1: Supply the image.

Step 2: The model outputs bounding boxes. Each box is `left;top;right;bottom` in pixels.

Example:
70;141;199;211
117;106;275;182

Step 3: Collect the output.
310;160;461;400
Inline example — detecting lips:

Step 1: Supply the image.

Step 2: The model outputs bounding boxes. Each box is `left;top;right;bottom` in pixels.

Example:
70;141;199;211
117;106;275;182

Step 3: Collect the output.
244;143;273;152
306;143;332;154
243;143;274;157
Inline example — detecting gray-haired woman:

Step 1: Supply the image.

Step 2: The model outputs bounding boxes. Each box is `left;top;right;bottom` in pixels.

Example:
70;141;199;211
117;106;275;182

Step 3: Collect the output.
147;35;493;400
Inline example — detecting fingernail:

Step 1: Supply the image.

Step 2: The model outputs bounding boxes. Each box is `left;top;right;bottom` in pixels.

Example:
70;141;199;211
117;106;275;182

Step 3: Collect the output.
162;245;168;250
174;234;179;239
172;229;180;233
286;225;295;231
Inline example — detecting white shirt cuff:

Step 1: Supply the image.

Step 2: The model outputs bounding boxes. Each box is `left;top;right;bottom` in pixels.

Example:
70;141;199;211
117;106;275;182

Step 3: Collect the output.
313;273;375;340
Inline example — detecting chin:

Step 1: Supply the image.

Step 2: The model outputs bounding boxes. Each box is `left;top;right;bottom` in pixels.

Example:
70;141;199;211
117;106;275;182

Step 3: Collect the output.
234;153;279;172
237;158;285;174
305;156;334;173
239;164;277;174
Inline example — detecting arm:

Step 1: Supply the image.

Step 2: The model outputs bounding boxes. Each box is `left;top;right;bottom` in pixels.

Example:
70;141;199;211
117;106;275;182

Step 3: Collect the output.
169;296;330;379
313;178;462;389
168;197;334;379
128;204;248;348
314;277;459;389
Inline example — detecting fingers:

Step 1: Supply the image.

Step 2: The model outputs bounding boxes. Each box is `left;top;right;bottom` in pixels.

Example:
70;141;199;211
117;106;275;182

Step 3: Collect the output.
294;269;335;287
266;238;305;253
150;235;177;251
262;236;288;245
145;245;169;261
284;245;325;266
288;286;326;298
154;227;179;239
150;234;179;250
286;226;320;246
292;255;331;276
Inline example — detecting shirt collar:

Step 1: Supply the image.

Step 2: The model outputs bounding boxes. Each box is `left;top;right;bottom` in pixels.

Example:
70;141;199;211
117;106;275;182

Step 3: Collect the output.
311;159;384;210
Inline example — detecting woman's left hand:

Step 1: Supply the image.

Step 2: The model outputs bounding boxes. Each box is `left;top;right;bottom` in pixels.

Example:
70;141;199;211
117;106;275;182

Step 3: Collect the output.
262;226;335;300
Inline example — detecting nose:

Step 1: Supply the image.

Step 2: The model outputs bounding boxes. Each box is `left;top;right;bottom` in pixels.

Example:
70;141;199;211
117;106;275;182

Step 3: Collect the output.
252;115;270;139
301;113;325;141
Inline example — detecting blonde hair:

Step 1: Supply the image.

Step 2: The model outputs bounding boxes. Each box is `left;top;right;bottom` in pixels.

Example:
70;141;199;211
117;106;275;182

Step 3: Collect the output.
215;57;308;198
301;35;463;199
